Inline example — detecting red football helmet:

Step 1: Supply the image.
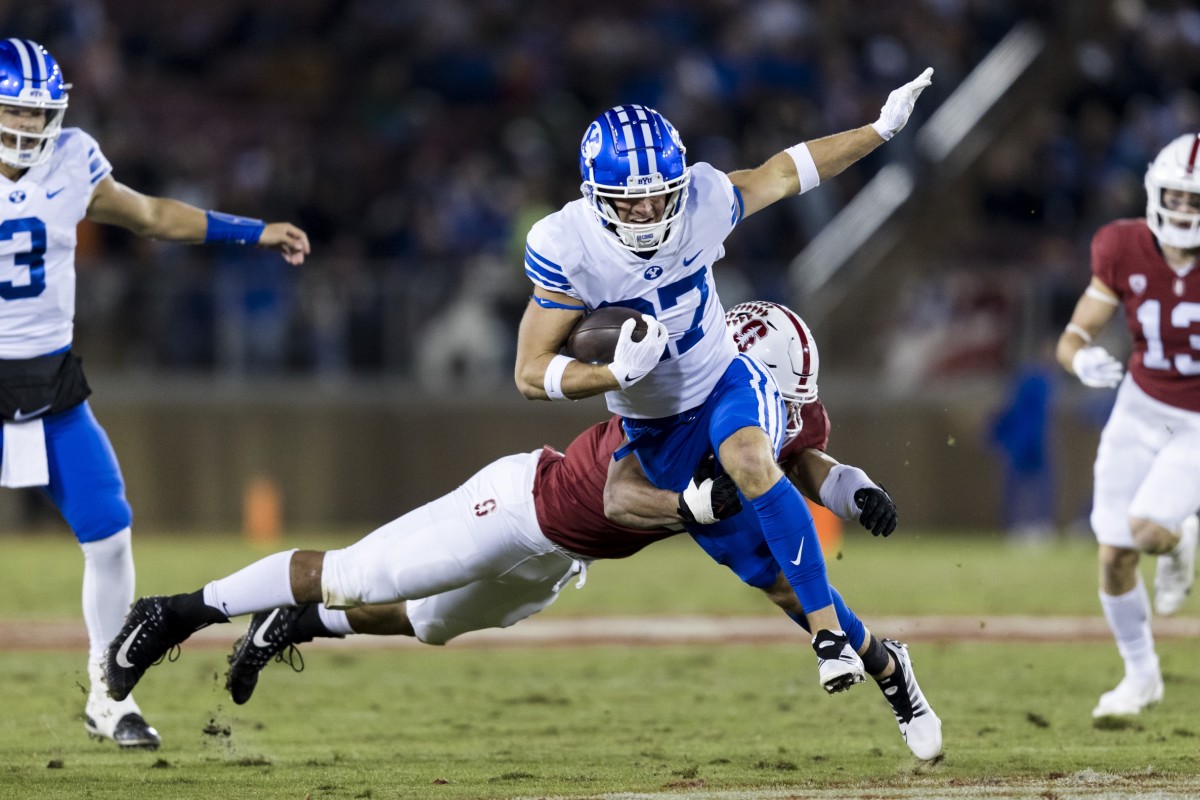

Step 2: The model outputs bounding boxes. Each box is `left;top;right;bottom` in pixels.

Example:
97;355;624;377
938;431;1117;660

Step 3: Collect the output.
725;301;819;442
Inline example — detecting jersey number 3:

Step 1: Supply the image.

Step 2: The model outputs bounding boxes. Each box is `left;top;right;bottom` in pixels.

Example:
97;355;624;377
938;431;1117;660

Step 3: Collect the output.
0;217;48;300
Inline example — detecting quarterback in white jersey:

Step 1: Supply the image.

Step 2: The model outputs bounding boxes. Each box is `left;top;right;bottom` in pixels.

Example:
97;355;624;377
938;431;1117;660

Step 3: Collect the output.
0;38;309;750
515;71;933;694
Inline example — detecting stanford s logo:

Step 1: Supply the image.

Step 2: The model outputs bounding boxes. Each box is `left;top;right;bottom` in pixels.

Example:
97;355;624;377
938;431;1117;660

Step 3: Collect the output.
474;498;497;517
1129;274;1147;295
732;320;768;352
643;266;663;280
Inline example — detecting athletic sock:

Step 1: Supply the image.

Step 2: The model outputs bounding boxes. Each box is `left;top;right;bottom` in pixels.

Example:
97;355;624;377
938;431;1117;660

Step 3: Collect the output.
202;549;298;619
80;528;135;660
861;634;891;677
292;604;339;639
751;476;832;615
316;604;354;636
1099;577;1159;680
168;589;231;629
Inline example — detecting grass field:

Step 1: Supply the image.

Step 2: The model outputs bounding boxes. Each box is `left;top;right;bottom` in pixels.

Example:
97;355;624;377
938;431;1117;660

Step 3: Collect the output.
1;528;1198;799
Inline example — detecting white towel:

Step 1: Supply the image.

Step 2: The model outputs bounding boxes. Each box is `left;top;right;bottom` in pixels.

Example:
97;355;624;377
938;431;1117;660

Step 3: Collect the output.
1;418;50;488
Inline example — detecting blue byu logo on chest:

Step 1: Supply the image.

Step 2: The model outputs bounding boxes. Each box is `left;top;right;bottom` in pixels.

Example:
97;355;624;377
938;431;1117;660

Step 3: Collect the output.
643;265;663;280
9;189;26;204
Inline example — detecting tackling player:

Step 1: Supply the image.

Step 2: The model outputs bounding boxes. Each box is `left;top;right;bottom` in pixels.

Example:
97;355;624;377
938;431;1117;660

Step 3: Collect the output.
1057;132;1200;718
0;38;309;749
513;70;933;693
104;301;942;761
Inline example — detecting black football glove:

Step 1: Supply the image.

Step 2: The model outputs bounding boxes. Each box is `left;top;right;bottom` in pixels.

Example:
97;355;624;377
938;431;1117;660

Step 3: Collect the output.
854;484;897;537
677;454;742;525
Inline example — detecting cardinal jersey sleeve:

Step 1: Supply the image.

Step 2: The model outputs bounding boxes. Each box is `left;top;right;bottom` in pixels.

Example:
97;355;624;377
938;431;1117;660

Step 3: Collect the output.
532;416;678;558
0;128;112;358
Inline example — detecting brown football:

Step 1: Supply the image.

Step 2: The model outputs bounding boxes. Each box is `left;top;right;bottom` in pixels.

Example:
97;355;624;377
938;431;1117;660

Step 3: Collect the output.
565;306;647;364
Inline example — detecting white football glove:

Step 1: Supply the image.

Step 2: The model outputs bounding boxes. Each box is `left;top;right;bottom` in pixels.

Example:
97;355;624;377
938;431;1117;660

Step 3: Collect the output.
871;67;933;141
1072;346;1124;388
609;315;669;389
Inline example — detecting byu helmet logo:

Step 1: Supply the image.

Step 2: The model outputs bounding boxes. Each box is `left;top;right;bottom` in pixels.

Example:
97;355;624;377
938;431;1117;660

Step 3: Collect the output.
581;121;602;163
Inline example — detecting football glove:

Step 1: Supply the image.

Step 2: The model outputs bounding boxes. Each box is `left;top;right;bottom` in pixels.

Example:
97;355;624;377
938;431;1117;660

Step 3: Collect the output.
609;314;669;389
854;485;897;537
678;455;742;525
871;67;933;141
1072;346;1123;388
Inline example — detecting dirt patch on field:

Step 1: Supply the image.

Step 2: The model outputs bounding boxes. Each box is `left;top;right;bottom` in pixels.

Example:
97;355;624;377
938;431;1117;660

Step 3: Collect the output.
1;614;1197;651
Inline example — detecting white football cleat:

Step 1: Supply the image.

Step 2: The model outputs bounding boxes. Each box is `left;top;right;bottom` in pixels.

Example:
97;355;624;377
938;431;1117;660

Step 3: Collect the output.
877;640;942;760
1091;673;1164;718
84;657;161;749
812;629;866;694
1155;514;1198;616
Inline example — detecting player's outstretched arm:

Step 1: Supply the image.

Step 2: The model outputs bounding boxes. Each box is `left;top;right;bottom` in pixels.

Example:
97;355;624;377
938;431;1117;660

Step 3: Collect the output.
788;449;897;537
86;177;310;264
730;68;933;219
1057;277;1123;388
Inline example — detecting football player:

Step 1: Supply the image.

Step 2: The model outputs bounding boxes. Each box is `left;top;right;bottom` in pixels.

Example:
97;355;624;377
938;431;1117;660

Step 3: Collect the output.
104;301;941;761
513;70;933;693
1057;132;1200;718
0;38;309;749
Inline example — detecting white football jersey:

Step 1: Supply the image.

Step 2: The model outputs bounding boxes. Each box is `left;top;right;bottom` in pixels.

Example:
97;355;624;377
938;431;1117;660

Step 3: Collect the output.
0;128;112;358
525;162;743;418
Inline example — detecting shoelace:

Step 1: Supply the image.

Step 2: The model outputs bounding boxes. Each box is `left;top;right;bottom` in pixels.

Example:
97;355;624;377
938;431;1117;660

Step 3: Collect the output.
274;644;305;674
152;644;182;667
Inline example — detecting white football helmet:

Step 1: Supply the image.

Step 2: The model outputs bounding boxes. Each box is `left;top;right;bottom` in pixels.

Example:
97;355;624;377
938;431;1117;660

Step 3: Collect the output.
1145;133;1200;249
725;301;819;443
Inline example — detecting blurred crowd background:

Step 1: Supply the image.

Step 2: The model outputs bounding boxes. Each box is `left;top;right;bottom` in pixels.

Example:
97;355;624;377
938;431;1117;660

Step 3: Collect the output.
4;0;1200;534
6;0;1198;388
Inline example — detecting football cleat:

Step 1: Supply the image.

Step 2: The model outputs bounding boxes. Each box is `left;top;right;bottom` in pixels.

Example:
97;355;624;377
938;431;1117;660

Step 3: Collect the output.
226;606;311;705
105;596;192;701
812;628;866;694
85;706;161;750
876;640;942;760
1154;514;1198;616
1092;672;1164;718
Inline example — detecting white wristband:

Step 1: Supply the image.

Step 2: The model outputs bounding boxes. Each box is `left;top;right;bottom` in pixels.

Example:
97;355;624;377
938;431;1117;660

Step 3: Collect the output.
818;463;876;520
785;142;820;195
544;354;575;401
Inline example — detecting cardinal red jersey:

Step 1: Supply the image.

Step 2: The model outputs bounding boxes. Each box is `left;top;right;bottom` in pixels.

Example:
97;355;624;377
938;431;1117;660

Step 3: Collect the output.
533;416;677;558
1092;219;1200;412
778;399;832;465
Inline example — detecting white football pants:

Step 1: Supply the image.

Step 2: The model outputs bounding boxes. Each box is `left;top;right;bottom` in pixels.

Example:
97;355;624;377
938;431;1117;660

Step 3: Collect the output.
321;450;584;644
1091;375;1200;548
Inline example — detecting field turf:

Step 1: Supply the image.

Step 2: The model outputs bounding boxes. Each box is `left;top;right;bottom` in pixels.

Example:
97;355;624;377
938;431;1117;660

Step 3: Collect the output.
1;528;1197;799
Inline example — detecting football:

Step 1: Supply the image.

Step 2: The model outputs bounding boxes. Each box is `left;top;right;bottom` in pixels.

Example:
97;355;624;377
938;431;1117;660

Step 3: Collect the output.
565;306;647;364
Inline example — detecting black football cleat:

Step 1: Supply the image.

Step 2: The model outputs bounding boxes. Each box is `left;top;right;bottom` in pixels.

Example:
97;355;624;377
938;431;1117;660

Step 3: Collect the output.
105;596;192;701
86;710;162;750
226;606;312;705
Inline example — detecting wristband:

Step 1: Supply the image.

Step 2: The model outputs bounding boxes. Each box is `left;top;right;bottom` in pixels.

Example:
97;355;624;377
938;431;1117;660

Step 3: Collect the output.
785;142;821;194
544;354;575;401
205;210;266;246
819;463;876;519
